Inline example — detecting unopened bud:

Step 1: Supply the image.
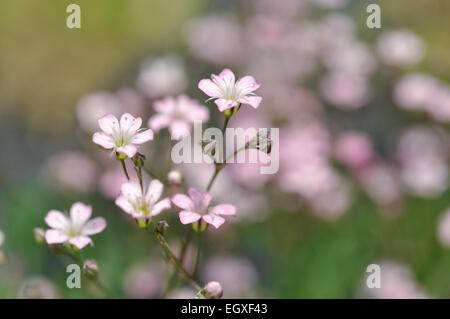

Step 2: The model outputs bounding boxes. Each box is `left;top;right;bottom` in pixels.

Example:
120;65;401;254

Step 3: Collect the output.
132;152;146;167
167;170;182;185
204;281;223;299
156;220;169;235
201;139;217;157
33;228;46;244
247;129;272;154
83;260;98;278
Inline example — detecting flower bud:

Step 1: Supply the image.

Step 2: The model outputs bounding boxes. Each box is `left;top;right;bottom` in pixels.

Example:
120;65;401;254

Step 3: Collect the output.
33;228;46;244
83;260;98;278
247;129;272;154
167;170;182;185
132;152;146;167
201;139;217;157
156;220;169;235
204;281;223;299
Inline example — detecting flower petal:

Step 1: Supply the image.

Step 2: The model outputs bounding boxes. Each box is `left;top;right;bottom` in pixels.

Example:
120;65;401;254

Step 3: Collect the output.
132;129;154;144
116;145;138;158
150;198;171;216
179;211;202;224
148;114;170;132
69;236;93;249
98;114;119;135
202;214;225;229
121;182;142;201
169;121;191;140
198;79;221;98
219;68;235;85
115;195;134;215
70;202;92;226
237;95;262;109
172;194;194;211
120;113;137;132
45;229;69;244
146;179;164;204
92;132;115;149
83;217;107;236
45;210;69;230
210;204;236;216
236;76;260;96
215;99;239;112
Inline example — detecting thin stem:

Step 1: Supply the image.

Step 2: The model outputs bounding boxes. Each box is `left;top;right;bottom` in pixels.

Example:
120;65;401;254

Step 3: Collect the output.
206;165;221;191
145;226;202;291
143;166;168;186
120;159;130;180
191;232;202;278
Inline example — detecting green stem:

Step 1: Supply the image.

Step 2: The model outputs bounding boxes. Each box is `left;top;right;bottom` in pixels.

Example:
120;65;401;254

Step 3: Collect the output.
206;165;221;191
191;232;202;278
145;226;202;291
120;159;130;180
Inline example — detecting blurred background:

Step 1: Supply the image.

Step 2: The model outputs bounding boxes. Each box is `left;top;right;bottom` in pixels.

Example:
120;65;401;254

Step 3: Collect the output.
1;0;450;298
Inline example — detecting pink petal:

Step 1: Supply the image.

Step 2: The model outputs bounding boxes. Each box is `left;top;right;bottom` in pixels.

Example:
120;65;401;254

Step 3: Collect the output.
187;105;209;122
237;95;262;109
198;79;221;98
83;217;107;235
120;113;137;132
92;132;115;149
116;145;138;158
121;182;142;201
218;68;235;85
148;114;170;132
45;210;69;230
179;211;202;224
172;194;194;211
153;97;176;114
150;198;171;216
202;214;225;229
98;114;119;135
210;204;236;216
70;202;92;226
69;236;93;249
132;129;154;144
115;195;134;215
236;76;261;95
45;229;69;244
169;121;191;140
215;99;239;112
145;179;163;204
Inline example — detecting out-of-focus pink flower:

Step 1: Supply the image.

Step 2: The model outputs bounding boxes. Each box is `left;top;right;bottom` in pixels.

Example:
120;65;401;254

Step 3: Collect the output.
198;69;262;112
167;170;182;185
46;151;97;193
149;95;209;140
426;86;450;123
93;113;153;158
115;180;171;228
360;261;428;299
172;188;236;229
310;0;349;9
204;281;223;299
393;74;439;111
310;178;352;221
323;42;376;76
377;30;425;66
185;14;242;66
18;277;60;299
334;132;374;168
137;54;188;98
437;209;450;248
44;202;106;250
320;72;371;109
123;260;165;298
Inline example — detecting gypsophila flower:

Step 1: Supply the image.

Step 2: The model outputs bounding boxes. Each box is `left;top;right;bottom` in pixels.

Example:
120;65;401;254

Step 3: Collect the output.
172;188;236;230
204;281;223;299
93;113;153;158
198;69;262;112
149;95;209;140
44;202;106;250
115;180;171;228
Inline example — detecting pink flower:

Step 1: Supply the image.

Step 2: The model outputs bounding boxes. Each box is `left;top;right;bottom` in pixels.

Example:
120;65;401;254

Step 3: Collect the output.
115;180;171;228
172;188;236;229
149;95;209;140
93;113;153;158
44;202;106;250
198;69;262;112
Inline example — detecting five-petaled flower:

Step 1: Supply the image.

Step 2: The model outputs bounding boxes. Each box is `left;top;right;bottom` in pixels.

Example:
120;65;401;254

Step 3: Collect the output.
115;180;171;228
198;68;262;112
149;95;209;140
44;202;107;250
172;188;236;230
93;113;154;158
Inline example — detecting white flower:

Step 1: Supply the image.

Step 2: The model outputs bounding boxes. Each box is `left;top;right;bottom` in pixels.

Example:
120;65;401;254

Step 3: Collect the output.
44;202;107;250
115;180;171;228
93;113;153;158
